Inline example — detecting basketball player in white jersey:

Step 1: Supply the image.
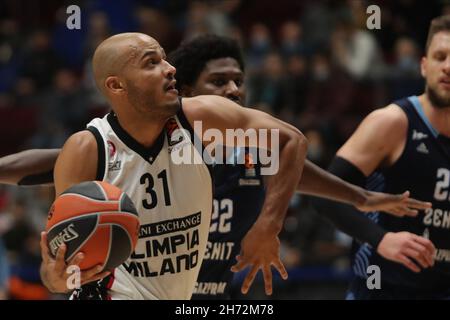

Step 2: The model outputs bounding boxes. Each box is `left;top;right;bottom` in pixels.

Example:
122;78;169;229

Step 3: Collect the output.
38;33;307;299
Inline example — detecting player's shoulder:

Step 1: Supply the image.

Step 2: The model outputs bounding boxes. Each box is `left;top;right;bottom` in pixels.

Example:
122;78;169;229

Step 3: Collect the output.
361;103;408;133
62;130;98;155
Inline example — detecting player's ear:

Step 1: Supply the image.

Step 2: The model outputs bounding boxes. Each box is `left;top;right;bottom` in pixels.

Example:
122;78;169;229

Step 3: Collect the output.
180;85;194;97
420;56;427;78
105;76;125;94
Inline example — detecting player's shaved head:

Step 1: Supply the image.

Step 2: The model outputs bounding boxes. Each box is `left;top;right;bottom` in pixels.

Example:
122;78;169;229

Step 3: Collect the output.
92;32;160;96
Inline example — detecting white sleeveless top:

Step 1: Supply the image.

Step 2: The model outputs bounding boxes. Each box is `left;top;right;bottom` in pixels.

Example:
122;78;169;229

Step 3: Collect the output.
86;105;212;300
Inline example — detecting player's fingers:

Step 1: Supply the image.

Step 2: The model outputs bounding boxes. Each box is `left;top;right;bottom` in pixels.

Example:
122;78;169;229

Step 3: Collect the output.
393;205;418;217
386;208;403;217
272;258;288;280
406;241;433;266
398;254;420;273
241;266;259;294
262;265;273;295
54;244;67;274
403;248;428;269
68;252;84;267
231;259;248;273
405;198;432;210
412;235;436;257
40;232;51;263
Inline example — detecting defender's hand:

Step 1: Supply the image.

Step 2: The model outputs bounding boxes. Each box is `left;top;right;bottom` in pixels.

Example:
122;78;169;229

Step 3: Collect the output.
377;232;435;273
356;191;432;217
230;226;288;295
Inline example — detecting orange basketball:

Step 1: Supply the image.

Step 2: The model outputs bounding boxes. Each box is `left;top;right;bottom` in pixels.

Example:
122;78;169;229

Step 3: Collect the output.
46;181;140;271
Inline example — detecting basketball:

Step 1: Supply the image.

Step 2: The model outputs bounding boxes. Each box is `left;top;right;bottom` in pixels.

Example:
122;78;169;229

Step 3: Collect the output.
45;181;140;271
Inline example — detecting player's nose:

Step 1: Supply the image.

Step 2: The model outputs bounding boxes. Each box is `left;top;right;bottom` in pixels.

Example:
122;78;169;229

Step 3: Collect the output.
225;80;239;97
163;60;176;77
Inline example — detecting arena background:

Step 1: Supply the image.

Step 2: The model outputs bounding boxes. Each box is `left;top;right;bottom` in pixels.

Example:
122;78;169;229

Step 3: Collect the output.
0;0;446;300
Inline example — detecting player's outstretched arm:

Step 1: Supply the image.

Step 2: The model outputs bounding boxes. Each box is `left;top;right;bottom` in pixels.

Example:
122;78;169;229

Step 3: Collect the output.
183;95;308;295
40;131;108;293
298;160;431;216
312;105;435;272
0;149;60;186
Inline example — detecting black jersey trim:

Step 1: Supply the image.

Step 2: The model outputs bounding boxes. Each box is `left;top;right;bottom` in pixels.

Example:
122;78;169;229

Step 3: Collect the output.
106;112;165;165
86;126;105;181
176;98;215;181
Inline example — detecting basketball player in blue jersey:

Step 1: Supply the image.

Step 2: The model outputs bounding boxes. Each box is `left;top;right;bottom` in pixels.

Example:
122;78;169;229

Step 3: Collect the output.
0;35;434;299
316;15;450;299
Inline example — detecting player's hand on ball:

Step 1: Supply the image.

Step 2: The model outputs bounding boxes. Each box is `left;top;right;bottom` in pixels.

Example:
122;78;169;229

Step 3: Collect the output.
377;232;435;273
40;232;110;293
356;190;432;217
230;225;288;296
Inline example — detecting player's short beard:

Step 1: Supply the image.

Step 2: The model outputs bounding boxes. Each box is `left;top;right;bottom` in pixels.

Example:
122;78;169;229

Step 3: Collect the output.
126;81;179;120
427;85;450;109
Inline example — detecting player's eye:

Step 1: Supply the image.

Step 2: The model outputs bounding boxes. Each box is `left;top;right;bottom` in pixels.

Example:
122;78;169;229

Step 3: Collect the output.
234;79;244;87
434;52;446;62
212;79;226;87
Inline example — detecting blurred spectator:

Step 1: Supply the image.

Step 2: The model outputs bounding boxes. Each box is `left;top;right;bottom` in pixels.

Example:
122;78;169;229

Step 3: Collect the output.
135;6;175;50
283;54;309;115
44;68;88;131
84;11;111;58
247;52;285;114
13;77;36;108
279;21;309;58
388;37;424;100
245;23;272;73
20;30;60;89
301;53;347;125
330;13;385;80
0;19;22;93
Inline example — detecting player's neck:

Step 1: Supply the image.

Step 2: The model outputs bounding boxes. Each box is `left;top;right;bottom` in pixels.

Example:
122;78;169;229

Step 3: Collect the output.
419;94;450;137
115;110;167;147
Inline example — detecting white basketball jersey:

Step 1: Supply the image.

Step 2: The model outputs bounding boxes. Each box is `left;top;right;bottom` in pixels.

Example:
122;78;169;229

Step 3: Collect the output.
85;105;213;300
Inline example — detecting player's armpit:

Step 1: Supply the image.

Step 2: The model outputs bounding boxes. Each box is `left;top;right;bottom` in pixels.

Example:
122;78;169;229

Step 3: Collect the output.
337;104;408;176
54;131;98;197
0;149;60;186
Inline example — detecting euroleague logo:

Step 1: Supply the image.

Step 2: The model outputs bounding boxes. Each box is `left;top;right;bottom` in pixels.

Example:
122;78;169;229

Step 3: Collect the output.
107;140;121;171
107;140;116;157
166;118;184;146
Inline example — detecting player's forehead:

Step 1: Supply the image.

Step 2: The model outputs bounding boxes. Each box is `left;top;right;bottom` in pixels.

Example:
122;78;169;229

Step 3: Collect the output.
203;57;243;76
428;31;450;55
131;35;166;60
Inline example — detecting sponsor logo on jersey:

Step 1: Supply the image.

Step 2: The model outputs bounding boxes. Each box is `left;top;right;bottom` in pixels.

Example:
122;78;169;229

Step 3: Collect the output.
193;282;227;296
416;142;429;154
107;140;122;171
125;212;202;278
244;152;256;177
166;118;184;146
412;130;428;141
